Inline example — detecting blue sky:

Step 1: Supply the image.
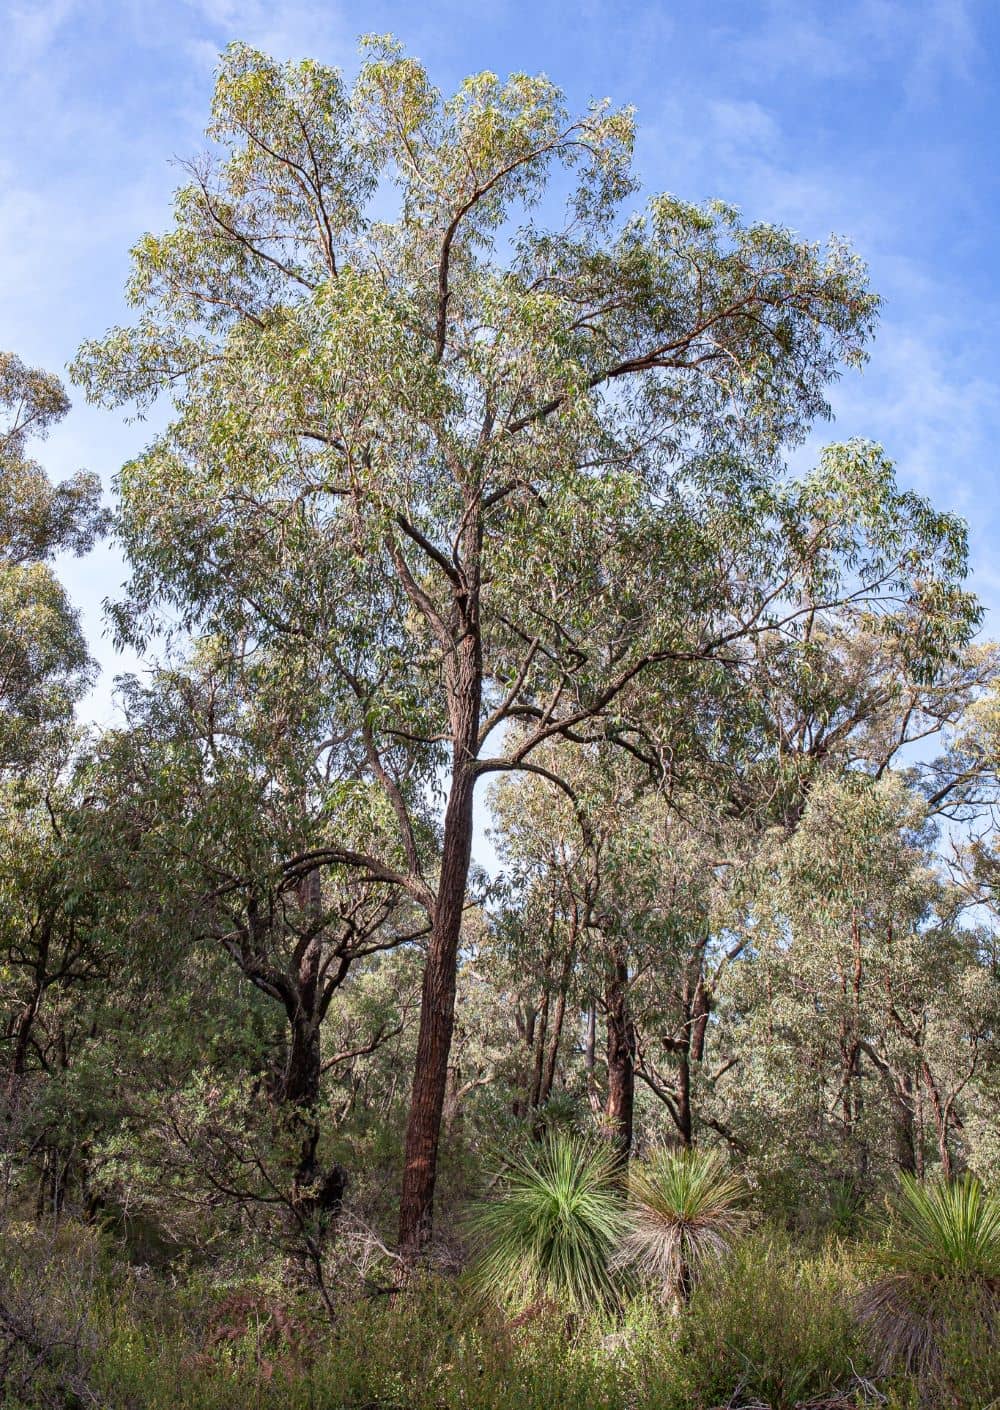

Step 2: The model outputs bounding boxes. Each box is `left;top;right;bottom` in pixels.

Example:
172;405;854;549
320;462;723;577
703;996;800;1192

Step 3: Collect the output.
4;0;1000;729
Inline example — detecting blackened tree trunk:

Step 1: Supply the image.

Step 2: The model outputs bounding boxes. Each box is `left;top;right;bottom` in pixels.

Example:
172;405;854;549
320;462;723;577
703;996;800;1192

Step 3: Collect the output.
676;963;711;1147
529;983;550;1111
890;1073;918;1176
674;1049;693;1148
281;871;346;1276
5;917;52;1110
604;951;636;1163
540;947;573;1107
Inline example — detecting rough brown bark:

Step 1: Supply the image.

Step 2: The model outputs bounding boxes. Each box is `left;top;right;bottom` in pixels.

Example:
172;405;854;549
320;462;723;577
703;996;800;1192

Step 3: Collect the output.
604;952;636;1163
398;760;477;1256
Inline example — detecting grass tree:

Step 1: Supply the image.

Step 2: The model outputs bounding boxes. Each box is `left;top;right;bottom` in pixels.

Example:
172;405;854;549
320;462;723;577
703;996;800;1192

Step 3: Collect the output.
467;1133;627;1314
614;1147;747;1307
859;1173;1000;1383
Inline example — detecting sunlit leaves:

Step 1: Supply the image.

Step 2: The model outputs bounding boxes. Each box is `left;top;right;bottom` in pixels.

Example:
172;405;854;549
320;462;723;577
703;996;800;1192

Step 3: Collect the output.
0;353;106;775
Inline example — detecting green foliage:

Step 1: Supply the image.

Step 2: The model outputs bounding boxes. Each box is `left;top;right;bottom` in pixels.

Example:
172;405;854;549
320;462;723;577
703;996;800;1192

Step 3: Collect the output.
859;1173;1000;1388
1;36;999;1410
2;1217;999;1410
0;351;106;774
615;1147;747;1304
885;1171;1000;1280
638;1232;871;1410
467;1133;627;1313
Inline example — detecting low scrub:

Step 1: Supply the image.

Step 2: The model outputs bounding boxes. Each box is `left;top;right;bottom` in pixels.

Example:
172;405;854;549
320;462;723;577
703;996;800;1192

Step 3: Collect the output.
0;1208;996;1410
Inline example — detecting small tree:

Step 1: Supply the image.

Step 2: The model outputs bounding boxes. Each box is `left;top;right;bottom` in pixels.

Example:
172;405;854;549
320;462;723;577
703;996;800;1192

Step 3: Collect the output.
467;1132;626;1313
860;1173;1000;1386
615;1147;747;1308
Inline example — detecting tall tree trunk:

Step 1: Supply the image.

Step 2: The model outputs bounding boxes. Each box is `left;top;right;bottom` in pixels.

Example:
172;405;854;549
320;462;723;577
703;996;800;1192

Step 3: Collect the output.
921;1060;953;1178
6;918;51;1109
604;952;635;1163
860;1042;917;1176
529;986;550;1110
674;1050;693;1148
540;978;570;1106
673;957;710;1148
891;1072;917;1176
398;759;476;1256
585;1001;601;1114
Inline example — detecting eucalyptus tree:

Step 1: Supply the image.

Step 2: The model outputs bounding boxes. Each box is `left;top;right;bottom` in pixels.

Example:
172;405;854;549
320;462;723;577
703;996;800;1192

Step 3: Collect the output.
87;641;429;1262
0;352;108;1202
491;626;994;1160
74;40;977;1251
0;772;102;1108
0;353;105;774
719;774;1000;1194
624;630;999;1155
0;746;136;1218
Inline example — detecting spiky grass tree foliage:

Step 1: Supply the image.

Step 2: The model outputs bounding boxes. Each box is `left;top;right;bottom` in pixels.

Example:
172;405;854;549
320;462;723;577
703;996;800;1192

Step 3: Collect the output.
467;1134;627;1314
859;1173;1000;1381
614;1147;747;1307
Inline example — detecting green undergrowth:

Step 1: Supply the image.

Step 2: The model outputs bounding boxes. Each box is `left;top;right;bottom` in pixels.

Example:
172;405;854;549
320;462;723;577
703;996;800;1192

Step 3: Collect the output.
0;1222;996;1410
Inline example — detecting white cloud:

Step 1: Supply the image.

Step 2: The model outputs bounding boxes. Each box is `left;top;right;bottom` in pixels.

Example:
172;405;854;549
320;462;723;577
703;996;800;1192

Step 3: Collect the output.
834;327;999;498
4;0;79;71
719;0;980;103
706;98;780;154
907;0;979;99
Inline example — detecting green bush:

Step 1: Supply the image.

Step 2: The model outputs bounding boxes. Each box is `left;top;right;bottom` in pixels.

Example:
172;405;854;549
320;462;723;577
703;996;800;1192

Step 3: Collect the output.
91;1274;622;1410
2;1212;996;1410
634;1230;870;1410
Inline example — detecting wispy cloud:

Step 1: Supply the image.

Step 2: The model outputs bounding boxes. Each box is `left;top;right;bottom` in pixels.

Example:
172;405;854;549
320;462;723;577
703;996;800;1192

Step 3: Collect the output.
906;0;979;99
3;0;80;72
719;0;981;103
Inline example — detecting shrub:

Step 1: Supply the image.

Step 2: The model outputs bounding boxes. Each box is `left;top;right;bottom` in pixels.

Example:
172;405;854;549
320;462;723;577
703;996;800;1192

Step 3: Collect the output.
634;1231;870;1410
466;1132;627;1313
